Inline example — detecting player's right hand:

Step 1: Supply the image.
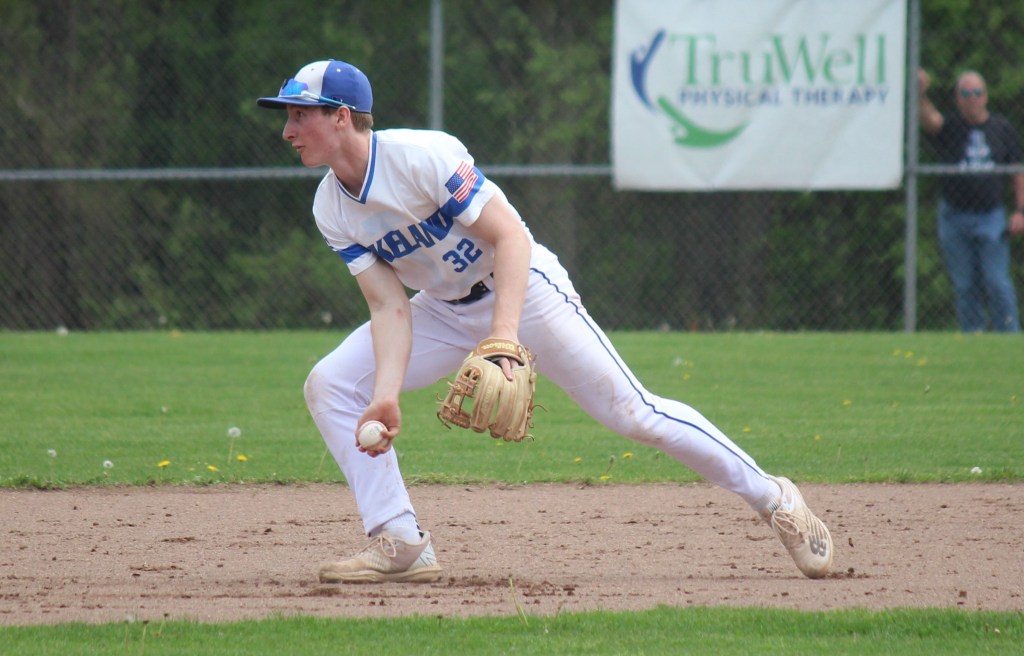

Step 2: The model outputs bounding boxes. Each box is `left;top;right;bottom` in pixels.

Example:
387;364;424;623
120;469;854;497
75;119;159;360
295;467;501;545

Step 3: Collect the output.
355;399;401;457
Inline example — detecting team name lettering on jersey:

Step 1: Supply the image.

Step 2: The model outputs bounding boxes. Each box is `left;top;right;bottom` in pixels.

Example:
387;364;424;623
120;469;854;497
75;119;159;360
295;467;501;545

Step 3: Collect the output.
369;210;455;262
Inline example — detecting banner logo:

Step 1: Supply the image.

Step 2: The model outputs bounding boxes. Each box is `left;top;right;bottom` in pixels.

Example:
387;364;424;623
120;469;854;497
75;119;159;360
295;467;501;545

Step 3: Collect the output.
630;30;748;148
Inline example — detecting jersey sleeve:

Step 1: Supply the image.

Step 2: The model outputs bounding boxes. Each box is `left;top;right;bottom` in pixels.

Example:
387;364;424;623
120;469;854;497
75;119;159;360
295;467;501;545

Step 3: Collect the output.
311;178;377;277
421;133;497;227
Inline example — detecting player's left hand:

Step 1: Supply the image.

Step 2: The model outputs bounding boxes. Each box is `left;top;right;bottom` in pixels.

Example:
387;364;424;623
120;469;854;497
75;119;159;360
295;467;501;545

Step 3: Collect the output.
487;332;519;380
437;338;538;442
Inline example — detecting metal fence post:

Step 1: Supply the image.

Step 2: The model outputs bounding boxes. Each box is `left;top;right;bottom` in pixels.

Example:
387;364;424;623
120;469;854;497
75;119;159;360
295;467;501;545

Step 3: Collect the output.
429;0;444;131
903;0;922;332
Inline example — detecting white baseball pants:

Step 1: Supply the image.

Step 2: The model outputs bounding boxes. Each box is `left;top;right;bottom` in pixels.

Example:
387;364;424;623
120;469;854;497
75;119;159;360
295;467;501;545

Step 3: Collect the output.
305;258;776;534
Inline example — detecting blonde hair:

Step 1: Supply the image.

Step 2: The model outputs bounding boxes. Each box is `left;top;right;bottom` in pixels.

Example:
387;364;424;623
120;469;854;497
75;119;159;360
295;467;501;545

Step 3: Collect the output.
320;106;374;132
351;112;374;132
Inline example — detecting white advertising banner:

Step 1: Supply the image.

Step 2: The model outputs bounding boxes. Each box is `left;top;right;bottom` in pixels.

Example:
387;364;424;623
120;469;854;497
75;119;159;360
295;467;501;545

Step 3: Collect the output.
612;0;906;190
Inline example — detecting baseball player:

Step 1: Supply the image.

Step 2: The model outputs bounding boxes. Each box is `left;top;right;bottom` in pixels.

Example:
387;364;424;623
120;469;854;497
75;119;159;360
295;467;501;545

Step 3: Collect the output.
256;59;834;582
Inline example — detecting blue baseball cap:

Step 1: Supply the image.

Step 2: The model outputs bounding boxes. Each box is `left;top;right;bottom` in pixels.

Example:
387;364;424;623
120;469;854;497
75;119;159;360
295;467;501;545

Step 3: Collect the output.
257;59;373;112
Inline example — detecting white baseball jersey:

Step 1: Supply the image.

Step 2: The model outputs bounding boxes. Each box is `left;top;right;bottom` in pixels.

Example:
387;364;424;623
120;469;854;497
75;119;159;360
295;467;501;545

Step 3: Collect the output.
312;129;547;301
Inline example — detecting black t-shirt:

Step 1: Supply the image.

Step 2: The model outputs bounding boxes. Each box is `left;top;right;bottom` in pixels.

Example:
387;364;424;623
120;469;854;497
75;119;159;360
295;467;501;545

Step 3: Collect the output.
932;112;1022;211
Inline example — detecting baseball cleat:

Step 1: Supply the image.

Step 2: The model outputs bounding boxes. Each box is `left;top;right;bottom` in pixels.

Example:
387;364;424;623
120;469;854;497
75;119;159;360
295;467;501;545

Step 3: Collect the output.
763;476;833;578
319;531;442;583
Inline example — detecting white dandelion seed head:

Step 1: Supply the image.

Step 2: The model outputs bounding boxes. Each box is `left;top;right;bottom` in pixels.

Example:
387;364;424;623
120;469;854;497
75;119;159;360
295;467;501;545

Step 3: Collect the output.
227;426;241;438
103;460;114;469
47;449;57;458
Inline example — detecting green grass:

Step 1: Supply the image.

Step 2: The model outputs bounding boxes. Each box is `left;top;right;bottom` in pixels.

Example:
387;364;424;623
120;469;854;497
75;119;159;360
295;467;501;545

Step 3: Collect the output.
1;331;1021;487
1;330;1022;653
0;607;1021;656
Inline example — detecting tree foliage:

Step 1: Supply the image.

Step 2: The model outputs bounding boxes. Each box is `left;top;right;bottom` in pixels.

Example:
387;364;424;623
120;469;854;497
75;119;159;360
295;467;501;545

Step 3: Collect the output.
1;1;1022;330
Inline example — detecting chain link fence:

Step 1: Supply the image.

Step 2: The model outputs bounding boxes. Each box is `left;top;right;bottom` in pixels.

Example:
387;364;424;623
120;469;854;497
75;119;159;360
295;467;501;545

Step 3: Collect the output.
2;1;1023;332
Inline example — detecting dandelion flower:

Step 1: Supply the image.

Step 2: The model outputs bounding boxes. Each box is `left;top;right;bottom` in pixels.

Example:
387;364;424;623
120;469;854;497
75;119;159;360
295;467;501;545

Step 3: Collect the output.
236;454;248;462
573;457;583;464
742;426;751;433
599;475;611;481
158;460;171;468
207;465;219;472
814;435;822;442
622;452;634;459
227;426;241;439
842;399;853;407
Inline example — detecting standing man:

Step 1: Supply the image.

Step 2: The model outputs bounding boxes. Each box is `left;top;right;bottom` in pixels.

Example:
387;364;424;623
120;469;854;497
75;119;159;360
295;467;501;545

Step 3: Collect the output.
257;59;834;583
918;68;1024;333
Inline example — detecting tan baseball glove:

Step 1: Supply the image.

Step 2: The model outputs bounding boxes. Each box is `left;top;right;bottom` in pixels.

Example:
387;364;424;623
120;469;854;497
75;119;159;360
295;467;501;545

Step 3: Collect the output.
437;338;538;442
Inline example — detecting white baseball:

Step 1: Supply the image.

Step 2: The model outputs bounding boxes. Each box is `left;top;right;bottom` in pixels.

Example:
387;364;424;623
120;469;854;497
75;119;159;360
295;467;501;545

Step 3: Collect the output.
357;420;388;449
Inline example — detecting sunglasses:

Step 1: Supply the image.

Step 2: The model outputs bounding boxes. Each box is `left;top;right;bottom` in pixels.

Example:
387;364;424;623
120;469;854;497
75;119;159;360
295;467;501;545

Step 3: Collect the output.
958;88;985;98
278;78;354;109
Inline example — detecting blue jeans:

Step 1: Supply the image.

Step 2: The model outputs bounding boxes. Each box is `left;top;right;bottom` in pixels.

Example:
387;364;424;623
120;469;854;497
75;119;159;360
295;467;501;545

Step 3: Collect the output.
937;200;1020;332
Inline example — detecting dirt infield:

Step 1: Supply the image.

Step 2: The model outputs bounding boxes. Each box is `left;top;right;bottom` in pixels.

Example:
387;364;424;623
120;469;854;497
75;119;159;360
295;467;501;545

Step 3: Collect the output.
2;482;1022;625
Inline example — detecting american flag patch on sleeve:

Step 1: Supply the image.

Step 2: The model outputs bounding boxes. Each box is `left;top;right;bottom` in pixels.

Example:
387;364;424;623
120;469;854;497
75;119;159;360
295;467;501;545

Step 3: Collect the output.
445;161;478;203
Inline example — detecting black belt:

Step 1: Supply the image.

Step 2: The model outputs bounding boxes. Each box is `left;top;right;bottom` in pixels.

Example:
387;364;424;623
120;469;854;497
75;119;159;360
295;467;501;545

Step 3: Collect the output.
445;279;492;305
